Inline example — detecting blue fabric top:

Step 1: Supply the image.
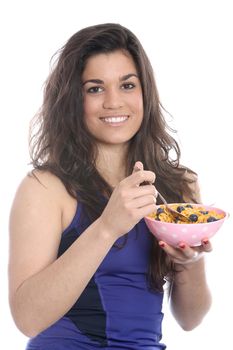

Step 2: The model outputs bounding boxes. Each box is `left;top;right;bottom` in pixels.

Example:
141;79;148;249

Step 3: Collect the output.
26;202;166;349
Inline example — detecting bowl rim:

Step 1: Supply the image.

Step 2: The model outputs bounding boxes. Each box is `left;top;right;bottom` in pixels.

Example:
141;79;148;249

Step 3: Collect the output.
144;203;229;225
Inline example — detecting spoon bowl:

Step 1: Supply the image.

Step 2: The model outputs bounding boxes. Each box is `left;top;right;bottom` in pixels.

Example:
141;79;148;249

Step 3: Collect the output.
157;191;191;223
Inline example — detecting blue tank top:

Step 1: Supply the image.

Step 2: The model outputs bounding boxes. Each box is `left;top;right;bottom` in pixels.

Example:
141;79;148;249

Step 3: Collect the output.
26;202;166;349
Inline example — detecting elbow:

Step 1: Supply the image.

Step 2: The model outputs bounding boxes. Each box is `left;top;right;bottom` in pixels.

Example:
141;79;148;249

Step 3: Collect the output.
180;320;202;332
20;327;40;339
174;290;212;332
11;312;42;338
179;305;212;332
10;301;42;338
176;302;212;332
11;319;40;338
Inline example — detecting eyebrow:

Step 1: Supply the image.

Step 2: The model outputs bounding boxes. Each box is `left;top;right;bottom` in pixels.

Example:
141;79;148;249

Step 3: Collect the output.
82;73;139;86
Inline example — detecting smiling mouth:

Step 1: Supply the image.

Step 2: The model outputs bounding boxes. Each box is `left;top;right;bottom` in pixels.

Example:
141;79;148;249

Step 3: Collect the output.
100;116;129;124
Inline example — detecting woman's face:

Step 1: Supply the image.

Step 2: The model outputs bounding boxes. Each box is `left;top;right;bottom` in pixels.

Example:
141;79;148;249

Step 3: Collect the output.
82;50;143;147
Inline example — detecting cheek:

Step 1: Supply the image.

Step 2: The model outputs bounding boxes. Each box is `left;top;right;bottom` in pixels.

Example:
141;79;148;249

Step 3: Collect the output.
83;97;101;134
133;94;144;118
139;98;144;115
83;96;101;128
83;96;94;117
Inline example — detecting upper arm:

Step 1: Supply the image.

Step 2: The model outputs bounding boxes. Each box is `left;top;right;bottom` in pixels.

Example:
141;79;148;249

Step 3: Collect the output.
8;171;64;300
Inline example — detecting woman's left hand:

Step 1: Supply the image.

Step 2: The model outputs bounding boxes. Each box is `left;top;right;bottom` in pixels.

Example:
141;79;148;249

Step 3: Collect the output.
159;239;212;265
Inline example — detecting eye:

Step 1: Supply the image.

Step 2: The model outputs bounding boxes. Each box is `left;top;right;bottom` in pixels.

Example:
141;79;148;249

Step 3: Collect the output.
86;86;104;93
121;82;136;90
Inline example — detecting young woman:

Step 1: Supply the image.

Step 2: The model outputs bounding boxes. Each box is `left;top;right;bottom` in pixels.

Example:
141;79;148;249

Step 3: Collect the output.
8;23;212;349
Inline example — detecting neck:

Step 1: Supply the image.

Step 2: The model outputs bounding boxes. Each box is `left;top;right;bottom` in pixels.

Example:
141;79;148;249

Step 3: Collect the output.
96;143;128;187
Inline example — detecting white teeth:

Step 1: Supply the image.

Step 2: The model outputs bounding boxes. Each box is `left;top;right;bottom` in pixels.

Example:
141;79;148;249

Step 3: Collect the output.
102;116;128;123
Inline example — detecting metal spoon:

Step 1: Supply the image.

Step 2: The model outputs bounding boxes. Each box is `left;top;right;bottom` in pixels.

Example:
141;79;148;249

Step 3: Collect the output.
135;165;191;223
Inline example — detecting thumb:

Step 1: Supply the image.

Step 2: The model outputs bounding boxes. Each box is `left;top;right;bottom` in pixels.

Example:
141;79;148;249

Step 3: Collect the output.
132;161;155;187
132;161;144;174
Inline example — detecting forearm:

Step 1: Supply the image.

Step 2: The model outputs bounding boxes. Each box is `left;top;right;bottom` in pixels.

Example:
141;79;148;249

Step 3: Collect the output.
10;218;116;337
170;257;212;330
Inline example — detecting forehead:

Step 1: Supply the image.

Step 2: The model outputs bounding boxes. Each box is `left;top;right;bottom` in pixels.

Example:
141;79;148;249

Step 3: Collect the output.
82;50;137;79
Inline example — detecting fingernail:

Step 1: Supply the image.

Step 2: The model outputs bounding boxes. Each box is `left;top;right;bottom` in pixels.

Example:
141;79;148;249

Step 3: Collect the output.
203;239;209;245
179;243;186;249
159;241;166;248
135;162;143;170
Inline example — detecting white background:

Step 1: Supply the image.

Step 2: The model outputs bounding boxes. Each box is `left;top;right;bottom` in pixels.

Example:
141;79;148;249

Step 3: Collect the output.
0;0;232;349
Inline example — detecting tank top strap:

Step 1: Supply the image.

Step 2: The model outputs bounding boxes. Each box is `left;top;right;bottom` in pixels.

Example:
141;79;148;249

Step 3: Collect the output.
62;201;83;236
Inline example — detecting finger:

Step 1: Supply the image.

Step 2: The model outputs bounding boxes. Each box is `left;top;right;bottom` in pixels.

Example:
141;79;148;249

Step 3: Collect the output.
132;161;149;187
158;241;186;261
177;242;200;259
178;242;207;264
158;241;203;264
132;161;156;187
118;184;157;203
126;170;156;187
131;184;158;199
201;238;213;252
133;161;144;173
136;203;158;218
133;194;157;208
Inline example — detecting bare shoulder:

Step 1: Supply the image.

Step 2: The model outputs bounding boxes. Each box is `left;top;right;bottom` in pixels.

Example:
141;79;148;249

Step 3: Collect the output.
14;169;67;200
11;169;76;217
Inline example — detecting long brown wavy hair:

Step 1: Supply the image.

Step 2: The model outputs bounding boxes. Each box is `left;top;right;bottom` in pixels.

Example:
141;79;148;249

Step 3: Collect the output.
29;23;198;291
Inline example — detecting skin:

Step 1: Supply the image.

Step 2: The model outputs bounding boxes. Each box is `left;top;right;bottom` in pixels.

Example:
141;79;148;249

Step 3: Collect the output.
82;50;144;148
8;50;211;338
82;49;144;186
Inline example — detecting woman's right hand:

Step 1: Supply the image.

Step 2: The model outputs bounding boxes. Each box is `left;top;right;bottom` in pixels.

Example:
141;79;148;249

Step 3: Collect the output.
99;161;157;239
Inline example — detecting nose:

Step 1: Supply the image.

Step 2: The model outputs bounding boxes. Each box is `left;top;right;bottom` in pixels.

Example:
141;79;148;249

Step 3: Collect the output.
103;88;123;109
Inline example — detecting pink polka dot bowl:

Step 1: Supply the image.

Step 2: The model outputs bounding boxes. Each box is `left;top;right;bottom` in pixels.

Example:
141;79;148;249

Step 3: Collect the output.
144;203;228;247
